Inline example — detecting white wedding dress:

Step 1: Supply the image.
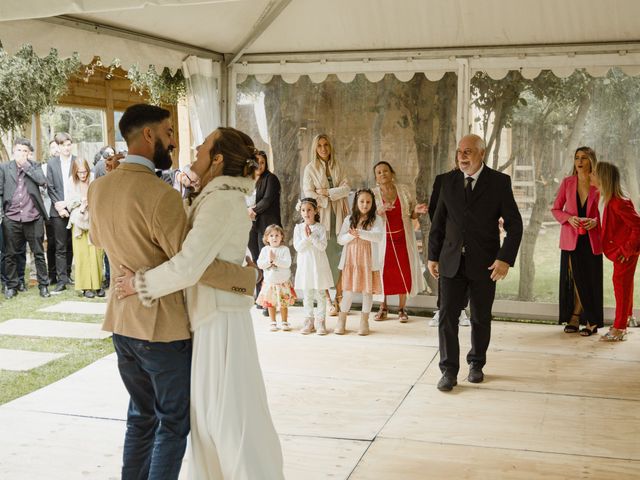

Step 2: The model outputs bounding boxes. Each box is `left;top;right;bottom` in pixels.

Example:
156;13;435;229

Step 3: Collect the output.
137;175;284;479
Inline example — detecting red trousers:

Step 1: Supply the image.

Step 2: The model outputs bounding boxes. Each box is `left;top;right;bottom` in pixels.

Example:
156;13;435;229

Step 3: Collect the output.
612;254;638;329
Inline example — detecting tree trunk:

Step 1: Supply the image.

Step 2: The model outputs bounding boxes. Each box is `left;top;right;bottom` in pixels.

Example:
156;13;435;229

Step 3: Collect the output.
371;77;391;168
517;85;593;300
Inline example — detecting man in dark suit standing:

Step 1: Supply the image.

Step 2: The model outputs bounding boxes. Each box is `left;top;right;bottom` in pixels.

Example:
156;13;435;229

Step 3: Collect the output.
0;138;51;298
428;134;523;392
47;132;75;292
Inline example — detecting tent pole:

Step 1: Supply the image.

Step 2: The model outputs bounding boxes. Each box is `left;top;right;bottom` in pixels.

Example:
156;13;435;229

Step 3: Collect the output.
226;0;294;67
220;58;229;127
225;63;237;128
456;58;471;141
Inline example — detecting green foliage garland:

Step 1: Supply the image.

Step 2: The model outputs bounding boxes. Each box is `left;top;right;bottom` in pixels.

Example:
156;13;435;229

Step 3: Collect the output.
0;45;81;133
127;65;186;105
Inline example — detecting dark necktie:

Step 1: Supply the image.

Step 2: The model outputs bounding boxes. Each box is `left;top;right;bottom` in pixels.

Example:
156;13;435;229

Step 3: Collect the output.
465;176;474;203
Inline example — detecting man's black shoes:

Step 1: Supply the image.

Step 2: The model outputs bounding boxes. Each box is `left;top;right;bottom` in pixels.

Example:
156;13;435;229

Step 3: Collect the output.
39;286;51;298
468;367;484;384
437;375;457;392
4;288;18;299
53;283;66;293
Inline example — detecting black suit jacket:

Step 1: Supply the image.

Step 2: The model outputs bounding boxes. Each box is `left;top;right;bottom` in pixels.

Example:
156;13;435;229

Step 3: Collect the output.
0;160;48;221
428;164;523;279
253;170;282;231
46;155;75;218
428;172;446;222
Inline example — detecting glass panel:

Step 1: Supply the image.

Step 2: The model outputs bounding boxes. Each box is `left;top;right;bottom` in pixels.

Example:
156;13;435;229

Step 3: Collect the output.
237;72;458;296
113;110;127;153
40;106;106;164
471;68;640;307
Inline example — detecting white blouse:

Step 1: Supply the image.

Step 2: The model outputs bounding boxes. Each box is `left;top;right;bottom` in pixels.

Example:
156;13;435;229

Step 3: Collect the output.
257;245;292;285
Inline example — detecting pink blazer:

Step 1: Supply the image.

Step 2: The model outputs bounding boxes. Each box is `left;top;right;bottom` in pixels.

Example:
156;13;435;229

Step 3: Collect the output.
551;175;602;254
601;196;640;261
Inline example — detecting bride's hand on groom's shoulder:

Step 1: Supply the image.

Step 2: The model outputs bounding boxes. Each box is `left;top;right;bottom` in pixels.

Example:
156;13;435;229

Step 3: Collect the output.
115;265;137;300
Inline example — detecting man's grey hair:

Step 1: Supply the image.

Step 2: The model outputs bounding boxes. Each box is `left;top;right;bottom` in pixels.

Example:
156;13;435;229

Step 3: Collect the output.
459;134;486;151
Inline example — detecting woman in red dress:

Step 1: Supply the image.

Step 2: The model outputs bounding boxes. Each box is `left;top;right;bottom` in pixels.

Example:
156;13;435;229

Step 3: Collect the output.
372;161;428;322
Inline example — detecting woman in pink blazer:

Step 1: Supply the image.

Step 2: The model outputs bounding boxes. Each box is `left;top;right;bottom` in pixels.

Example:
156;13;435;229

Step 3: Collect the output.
551;147;603;335
591;162;640;341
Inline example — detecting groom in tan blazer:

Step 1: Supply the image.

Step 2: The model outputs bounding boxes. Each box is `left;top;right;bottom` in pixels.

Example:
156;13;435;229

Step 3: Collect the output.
88;104;255;480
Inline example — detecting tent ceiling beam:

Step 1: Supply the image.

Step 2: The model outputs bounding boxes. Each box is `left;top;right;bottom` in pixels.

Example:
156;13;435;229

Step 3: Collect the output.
238;40;640;65
42;15;224;61
226;0;294;67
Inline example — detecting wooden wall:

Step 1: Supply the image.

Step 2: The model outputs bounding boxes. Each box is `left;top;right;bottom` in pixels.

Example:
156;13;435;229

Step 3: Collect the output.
34;62;181;167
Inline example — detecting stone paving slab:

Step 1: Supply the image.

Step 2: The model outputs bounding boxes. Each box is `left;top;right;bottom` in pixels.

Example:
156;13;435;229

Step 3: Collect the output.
5;353;126;419
0;319;111;340
0;348;66;371
38;301;107;316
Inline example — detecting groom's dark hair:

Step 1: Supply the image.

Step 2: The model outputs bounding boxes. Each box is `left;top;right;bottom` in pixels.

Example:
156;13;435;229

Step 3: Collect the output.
119;104;171;143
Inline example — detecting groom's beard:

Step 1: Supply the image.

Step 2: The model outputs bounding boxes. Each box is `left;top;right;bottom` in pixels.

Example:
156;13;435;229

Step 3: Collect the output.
153;139;173;170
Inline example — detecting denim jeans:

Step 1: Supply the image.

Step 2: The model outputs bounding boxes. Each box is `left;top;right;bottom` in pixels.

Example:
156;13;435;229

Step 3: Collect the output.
112;333;192;480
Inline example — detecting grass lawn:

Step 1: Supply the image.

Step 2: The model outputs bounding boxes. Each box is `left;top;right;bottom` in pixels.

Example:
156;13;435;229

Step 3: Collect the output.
497;223;640;307
0;286;113;405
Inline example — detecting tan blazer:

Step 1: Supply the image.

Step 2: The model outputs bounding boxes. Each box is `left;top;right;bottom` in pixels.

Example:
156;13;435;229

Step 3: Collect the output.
88;163;255;342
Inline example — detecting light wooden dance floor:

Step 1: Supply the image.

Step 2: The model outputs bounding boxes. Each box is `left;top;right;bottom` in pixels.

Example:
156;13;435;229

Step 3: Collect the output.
1;306;639;479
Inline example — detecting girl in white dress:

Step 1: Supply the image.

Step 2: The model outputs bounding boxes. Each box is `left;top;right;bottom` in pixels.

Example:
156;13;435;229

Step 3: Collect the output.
293;198;334;335
256;224;297;331
115;127;284;480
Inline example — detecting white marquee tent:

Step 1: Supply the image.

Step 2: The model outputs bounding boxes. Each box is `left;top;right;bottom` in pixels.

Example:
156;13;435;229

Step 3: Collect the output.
2;0;640;316
2;0;640;141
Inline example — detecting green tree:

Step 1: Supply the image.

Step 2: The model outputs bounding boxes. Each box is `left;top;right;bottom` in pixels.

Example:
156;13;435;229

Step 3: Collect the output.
472;70;595;301
0;45;80;159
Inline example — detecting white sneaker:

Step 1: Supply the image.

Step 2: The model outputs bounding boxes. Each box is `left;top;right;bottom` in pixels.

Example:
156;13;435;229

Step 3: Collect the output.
429;310;440;327
281;321;291;331
459;310;470;326
269;321;279;332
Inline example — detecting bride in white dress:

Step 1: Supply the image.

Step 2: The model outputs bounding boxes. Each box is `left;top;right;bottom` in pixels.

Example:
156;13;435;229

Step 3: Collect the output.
116;127;284;479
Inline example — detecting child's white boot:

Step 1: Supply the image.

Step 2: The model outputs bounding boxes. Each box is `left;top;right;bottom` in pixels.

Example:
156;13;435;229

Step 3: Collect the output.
334;312;347;335
315;318;328;335
358;312;370;336
300;317;315;335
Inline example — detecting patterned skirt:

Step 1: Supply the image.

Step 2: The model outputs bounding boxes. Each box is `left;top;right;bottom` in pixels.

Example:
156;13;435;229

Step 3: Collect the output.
256;280;297;309
341;238;382;295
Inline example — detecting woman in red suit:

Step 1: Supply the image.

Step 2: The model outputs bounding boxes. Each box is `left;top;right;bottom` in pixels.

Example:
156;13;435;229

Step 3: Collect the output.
551;147;603;335
591;162;640;342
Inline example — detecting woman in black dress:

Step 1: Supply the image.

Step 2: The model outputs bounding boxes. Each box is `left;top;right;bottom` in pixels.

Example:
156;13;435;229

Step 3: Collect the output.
551;147;603;336
248;151;282;309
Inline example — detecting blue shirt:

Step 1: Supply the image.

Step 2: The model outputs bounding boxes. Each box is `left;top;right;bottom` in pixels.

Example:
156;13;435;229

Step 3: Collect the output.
124;154;155;172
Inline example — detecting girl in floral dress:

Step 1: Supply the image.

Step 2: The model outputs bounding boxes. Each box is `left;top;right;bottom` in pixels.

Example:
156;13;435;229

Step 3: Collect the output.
257;224;297;331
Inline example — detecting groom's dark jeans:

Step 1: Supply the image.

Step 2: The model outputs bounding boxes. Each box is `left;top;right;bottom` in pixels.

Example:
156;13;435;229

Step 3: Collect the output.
113;333;192;480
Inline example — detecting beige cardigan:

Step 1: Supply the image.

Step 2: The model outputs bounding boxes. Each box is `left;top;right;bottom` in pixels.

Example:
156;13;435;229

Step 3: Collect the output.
302;159;350;237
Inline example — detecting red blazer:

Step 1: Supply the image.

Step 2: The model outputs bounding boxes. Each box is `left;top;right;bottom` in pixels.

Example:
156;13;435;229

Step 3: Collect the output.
601;196;640;262
551;175;602;254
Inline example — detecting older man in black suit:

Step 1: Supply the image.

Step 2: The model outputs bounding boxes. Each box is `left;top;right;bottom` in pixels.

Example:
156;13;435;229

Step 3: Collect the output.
0;138;50;298
428;134;523;392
